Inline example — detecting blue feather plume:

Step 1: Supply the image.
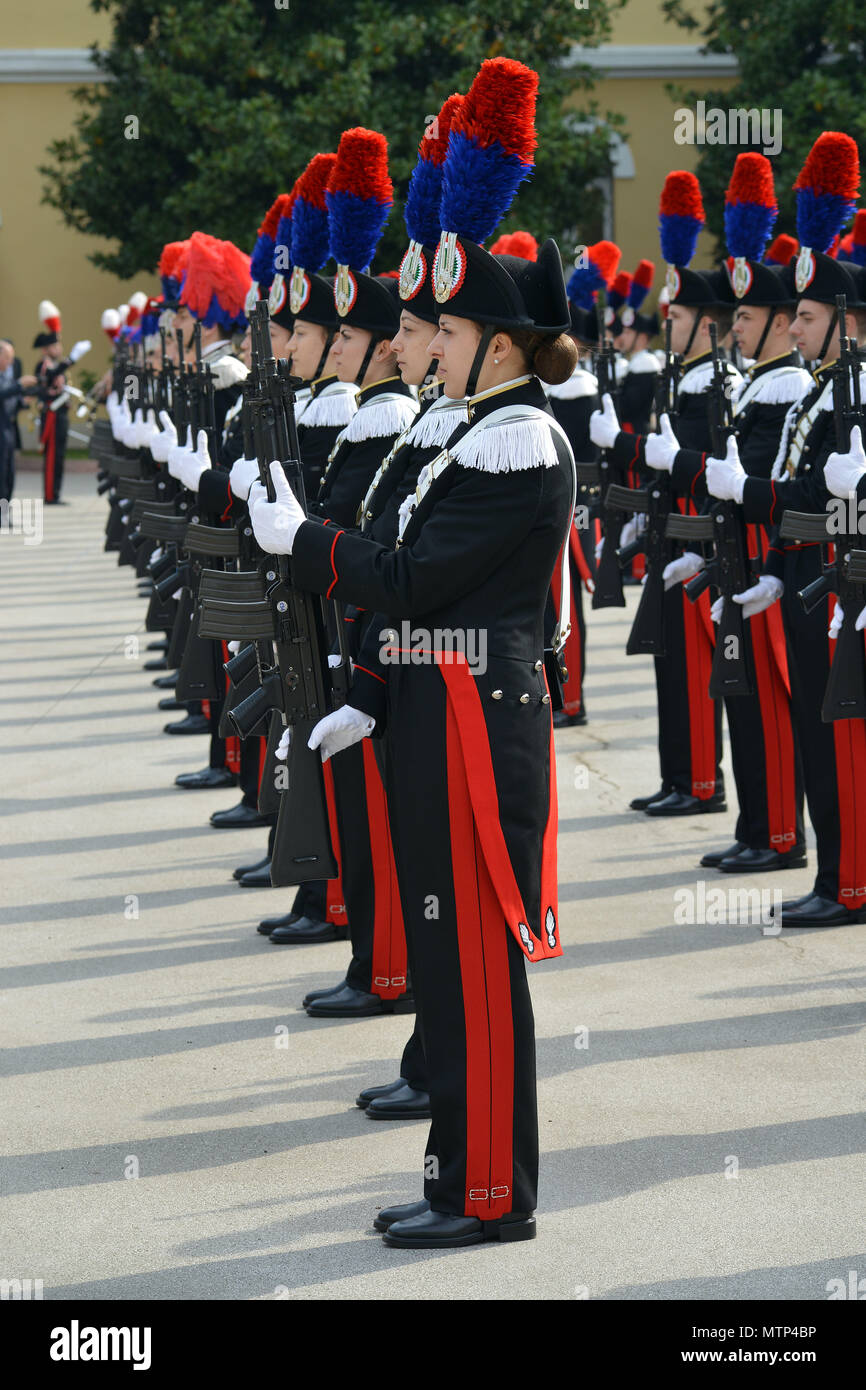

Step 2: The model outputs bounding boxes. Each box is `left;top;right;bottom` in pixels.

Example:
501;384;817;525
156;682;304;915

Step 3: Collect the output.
567;262;605;312
439;131;533;245
250;234;276;288
326;190;391;271
405;158;444;246
796;189;857;254
271;213;293;279
291;199;330;273
659;213;703;268
725;201;777;262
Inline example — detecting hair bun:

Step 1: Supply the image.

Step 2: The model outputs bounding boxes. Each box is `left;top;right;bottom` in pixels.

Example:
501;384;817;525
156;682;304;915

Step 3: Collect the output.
532;333;577;385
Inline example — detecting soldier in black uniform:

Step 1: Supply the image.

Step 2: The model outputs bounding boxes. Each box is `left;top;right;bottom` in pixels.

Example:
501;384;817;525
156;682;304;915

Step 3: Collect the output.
706;132;866;927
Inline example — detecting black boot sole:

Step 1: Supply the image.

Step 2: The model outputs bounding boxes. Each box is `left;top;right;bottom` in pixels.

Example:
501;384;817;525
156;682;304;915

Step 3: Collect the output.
383;1216;536;1248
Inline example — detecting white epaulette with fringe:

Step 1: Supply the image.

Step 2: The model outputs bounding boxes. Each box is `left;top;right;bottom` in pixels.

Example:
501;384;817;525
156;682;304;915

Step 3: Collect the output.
545;368;598;401
733;364;811;413
206;354;249;391
404;394;465;448
298;380;357;430
627;348;661;376
449;404;563;474
340;390;418;444
678;360;741;396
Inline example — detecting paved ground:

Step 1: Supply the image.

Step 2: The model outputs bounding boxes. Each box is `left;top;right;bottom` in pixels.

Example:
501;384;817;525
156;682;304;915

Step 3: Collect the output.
2;471;864;1301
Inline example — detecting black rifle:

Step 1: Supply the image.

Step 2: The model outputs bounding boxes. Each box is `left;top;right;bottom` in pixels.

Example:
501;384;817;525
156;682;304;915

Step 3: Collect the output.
199;300;339;884
781;293;866;719
669;322;755;697
603;317;681;655
591;323;628;608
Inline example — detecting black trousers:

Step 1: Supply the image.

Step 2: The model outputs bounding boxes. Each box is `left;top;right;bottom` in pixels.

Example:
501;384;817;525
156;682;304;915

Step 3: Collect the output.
724;609;804;853
654;584;723;798
781;547;866;904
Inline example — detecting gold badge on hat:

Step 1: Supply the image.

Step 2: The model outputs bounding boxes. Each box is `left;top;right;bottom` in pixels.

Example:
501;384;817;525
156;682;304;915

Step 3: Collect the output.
399;241;426;302
731;256;753;300
433;232;466;304
334;265;357;318
289;266;311;316
268;274;287;316
244;282;260;315
665;265;681;301
795;247;816;294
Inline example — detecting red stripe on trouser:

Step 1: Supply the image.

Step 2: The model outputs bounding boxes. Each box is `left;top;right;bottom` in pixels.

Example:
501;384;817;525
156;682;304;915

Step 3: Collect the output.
446;700;515;1219
256;736;267;794
435;654;561;961
201;699;210;720
570;524;593;589
322;760;347;925
750;607;799;851
550;542;582;716
43;410;56;501
225;736;241;773
681;587;718;798
362;739;407;998
829;601;866;905
540;703;560;945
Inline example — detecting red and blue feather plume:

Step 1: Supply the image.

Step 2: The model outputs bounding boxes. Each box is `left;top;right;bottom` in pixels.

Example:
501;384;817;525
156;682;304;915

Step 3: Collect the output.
291;155;337;272
627;259;655;310
793;132;859;253
326;129;393;273
404;93;463;246
846;210;866;266
659;171;704;267
764;232;798;267
270;185;298;282
158;240;189;303
180;232;252;331
724;153;777;263
607;271;632;313
250;194;293;291
567;240;621;310
439;57;537;244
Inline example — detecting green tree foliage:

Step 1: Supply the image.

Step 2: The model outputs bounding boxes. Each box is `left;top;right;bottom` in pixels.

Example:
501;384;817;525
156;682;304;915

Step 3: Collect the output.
42;0;627;277
662;0;866;250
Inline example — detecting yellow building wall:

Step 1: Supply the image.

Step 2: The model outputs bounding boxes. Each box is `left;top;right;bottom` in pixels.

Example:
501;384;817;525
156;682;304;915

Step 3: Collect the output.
0;0;730;373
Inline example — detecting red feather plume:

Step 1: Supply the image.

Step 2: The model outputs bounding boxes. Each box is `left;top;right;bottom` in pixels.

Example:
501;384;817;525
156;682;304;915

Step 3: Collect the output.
182;232;251;321
328;128;393;204
610;271;632;298
726;152;776;208
659;171;705;222
632;258;655;290
295;154;337;209
489;230;539;260
766;232;798;263
453;57;538;162
794;132;860;200
420;93;464;166
590;240;621;287
258;193;293;240
158;240;189;280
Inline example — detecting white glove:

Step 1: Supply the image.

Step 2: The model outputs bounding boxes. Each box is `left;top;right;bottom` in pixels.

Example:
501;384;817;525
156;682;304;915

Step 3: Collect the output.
174;429;211;491
248;479;267;513
644;414;679;473
68;339;91;364
138;408;159;450
229;456;260;502
824;425;866;499
122;406;145;449
710;594;724;623
662;551;703;590
732;574;783;619
250;461;306;555
307;704;375;762
227;640;241;655
620;515;642;550
151;410;177;464
706;436;747;504
275;726;292;761
857;605;866;632
829;603;844;640
167;425;193;480
595;536;604;563
151;545;163;564
328;653;343;668
589;393;620;450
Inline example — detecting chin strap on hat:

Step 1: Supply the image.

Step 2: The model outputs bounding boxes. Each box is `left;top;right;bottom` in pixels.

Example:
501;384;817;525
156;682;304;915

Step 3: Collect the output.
816;310;839;367
465;324;495;399
355;333;381;389
313;328;336;383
